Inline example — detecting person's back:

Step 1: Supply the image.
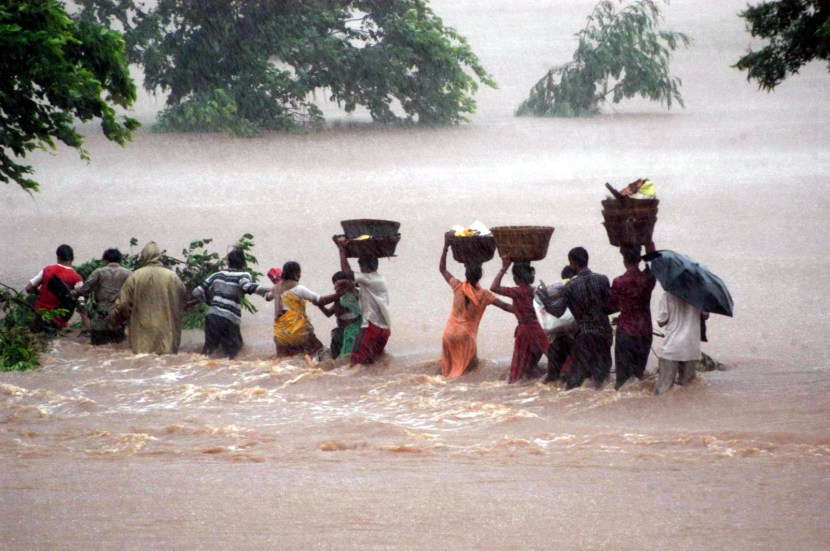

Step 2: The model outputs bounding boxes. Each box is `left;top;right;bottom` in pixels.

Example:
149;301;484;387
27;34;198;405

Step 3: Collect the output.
116;242;186;354
26;244;83;330
75;248;132;345
654;291;704;395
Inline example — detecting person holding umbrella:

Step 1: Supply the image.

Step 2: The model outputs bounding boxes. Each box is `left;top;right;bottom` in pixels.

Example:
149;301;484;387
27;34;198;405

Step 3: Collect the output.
646;250;733;395
655;293;708;395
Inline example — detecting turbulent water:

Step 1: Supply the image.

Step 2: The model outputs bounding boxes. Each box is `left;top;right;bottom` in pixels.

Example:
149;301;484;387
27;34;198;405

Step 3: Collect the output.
2;1;829;549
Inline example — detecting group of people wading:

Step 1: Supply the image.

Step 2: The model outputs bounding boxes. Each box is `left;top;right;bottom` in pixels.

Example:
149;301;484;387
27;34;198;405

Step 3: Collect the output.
25;234;706;395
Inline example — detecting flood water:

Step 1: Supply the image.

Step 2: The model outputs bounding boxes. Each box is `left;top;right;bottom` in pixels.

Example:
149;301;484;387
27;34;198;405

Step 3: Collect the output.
2;1;829;549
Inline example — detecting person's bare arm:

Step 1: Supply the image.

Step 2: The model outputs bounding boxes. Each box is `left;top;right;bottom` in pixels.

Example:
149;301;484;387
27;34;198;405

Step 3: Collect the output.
335;237;353;276
439;234;453;285
492;298;513;313
490;257;511;295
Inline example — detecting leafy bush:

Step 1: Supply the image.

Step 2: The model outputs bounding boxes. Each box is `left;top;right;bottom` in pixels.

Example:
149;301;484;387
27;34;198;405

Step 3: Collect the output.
516;0;690;117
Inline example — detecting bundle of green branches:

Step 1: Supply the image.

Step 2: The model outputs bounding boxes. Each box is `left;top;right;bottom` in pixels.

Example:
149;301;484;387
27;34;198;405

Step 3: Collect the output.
0;286;52;371
76;234;263;330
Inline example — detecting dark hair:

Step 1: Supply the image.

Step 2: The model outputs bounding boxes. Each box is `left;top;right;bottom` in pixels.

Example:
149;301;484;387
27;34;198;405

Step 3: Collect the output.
282;261;301;281
620;245;641;265
568;247;589;269
561;265;575;279
512;261;535;285
56;244;74;262
332;270;353;283
102;248;122;263
227;249;245;270
358;256;378;272
464;263;483;285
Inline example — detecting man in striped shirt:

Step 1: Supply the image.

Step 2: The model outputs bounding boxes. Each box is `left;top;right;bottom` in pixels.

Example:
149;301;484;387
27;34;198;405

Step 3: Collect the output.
192;249;271;359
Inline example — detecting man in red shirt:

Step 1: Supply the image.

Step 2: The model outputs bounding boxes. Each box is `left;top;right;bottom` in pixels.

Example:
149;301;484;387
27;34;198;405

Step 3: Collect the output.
607;244;657;390
25;244;83;331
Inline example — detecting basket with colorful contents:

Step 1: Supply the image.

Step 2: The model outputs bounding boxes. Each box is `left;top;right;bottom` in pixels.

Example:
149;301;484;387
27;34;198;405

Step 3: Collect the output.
601;182;658;246
334;219;401;258
490;226;555;261
445;232;497;265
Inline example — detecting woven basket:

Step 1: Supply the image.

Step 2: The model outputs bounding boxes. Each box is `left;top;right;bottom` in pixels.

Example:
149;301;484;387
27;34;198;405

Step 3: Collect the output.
490;226;555;261
445;232;497;265
602;216;657;247
334;234;401;258
340;219;401;239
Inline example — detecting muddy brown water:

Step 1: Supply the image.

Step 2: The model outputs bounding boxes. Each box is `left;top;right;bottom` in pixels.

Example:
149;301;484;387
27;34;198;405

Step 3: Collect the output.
2;1;829;549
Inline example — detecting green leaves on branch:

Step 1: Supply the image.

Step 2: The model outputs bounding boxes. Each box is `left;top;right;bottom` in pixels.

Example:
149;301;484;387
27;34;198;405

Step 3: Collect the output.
735;1;830;90
516;0;690;117
0;1;139;192
77;0;495;134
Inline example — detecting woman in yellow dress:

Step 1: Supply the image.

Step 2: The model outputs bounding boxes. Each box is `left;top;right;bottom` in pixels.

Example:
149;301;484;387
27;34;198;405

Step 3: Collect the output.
272;261;334;357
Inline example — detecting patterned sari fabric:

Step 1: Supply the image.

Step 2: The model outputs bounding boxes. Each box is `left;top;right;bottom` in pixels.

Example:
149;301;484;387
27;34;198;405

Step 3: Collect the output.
273;281;315;354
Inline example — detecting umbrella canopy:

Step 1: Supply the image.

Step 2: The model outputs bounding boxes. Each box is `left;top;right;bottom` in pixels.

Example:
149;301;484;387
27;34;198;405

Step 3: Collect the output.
646;250;734;317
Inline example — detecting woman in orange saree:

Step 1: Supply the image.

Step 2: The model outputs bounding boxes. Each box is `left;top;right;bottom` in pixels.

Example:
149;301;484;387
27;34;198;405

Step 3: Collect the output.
439;235;512;379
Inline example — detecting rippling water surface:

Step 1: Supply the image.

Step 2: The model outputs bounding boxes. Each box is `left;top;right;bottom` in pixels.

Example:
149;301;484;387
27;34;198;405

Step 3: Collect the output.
2;1;830;549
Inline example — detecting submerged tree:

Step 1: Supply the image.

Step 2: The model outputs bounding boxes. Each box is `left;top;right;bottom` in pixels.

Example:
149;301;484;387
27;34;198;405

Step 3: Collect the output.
0;0;139;193
76;0;496;134
516;0;690;117
735;0;830;90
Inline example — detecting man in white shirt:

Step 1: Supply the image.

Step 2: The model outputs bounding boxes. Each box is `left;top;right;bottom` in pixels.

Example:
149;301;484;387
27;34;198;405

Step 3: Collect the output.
655;291;708;395
336;238;391;367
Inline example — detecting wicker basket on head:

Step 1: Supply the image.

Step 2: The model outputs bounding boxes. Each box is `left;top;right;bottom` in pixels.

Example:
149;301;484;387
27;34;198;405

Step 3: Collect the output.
340;219;401;239
333;234;401;258
445;232;497;265
490;226;555;261
601;198;658;246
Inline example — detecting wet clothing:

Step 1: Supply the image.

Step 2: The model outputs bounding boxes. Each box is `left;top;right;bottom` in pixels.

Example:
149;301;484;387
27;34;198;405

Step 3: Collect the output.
545;333;574;382
115;243;186;355
501;285;548;384
29;264;82;329
608;265;656;388
440;278;498;379
550;268;613;389
193;269;267;358
614;332;652;389
349;271;391;366
654;358;697;395
203;314;244;359
350;322;391;366
273;280;323;356
657;292;703;362
331;293;361;358
608;266;655;337
74;262;131;340
655;292;704;395
355;272;390;330
193;270;267;325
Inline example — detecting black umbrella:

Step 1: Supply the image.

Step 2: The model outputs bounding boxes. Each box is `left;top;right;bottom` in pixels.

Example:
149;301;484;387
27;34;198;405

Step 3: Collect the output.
645;250;734;317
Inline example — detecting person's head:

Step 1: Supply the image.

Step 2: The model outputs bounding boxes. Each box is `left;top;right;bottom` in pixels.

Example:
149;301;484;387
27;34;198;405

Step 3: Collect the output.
620;245;641;267
512;261;535;285
561;265;575;280
332;270;353;284
227;249;245;270
56;244;74;263
140;242;162;265
358;256;378;273
102;248;122;264
282;261;301;281
464;263;483;285
567;247;589;271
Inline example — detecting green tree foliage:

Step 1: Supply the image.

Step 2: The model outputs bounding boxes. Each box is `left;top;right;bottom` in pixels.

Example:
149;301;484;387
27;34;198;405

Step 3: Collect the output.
77;0;496;133
0;0;139;192
516;0;690;117
735;1;830;90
